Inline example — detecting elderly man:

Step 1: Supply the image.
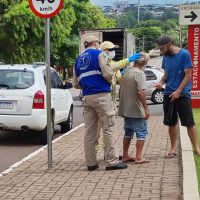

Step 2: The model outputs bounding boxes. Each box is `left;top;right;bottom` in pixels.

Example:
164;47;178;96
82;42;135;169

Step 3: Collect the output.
118;53;150;164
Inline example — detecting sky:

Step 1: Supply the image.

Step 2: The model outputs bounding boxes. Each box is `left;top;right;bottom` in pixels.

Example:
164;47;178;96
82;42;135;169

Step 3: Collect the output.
90;0;200;7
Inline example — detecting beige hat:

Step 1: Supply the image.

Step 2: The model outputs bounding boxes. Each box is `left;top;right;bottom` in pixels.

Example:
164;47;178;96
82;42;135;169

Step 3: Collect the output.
83;35;100;44
101;41;119;50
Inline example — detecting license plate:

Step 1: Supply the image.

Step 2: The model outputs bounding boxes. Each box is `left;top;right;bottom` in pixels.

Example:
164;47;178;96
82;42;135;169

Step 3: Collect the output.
0;102;13;109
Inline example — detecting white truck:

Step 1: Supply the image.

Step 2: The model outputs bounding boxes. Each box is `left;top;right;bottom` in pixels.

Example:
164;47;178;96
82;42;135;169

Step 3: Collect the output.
79;28;135;61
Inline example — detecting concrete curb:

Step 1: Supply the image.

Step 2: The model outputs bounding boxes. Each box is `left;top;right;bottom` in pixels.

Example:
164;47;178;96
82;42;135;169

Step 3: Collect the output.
179;124;200;200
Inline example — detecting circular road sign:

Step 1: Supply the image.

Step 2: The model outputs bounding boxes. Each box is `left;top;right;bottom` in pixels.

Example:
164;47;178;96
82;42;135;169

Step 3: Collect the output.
29;0;64;18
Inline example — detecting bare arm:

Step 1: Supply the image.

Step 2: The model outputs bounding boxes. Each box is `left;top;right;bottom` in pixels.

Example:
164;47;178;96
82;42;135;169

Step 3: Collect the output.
170;68;191;101
156;72;167;89
137;89;150;120
72;69;81;89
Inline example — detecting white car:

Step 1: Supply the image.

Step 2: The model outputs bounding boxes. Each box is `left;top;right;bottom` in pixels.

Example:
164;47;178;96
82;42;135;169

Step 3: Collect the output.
144;66;165;104
0;63;73;144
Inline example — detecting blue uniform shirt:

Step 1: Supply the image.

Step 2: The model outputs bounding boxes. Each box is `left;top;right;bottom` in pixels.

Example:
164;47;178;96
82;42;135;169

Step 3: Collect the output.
162;48;192;98
74;48;111;96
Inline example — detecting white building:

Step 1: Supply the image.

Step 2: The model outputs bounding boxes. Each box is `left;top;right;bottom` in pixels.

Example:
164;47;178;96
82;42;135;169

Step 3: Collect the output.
113;1;128;10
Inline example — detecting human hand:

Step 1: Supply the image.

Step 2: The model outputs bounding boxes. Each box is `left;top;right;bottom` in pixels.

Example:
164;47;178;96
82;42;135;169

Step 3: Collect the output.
145;109;150;120
169;90;181;101
128;52;141;62
154;82;163;90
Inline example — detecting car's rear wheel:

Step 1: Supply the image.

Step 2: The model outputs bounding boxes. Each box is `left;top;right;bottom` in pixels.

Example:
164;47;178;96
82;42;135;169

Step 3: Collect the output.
60;106;73;133
39;117;54;145
151;89;164;104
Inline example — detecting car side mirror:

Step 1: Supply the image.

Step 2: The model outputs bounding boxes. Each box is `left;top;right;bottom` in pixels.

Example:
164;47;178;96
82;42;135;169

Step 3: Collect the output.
63;82;73;89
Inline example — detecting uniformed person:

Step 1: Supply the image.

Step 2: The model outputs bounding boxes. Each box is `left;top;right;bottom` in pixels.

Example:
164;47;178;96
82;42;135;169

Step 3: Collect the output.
95;41;141;152
100;41;140;106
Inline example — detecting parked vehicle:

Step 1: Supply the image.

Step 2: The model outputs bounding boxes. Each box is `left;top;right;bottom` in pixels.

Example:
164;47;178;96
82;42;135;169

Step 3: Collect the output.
144;66;165;104
79;28;135;60
79;65;165;104
0;63;73;144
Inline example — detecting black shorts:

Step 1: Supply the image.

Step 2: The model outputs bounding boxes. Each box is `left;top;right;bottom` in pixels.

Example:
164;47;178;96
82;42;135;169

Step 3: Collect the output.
163;95;195;127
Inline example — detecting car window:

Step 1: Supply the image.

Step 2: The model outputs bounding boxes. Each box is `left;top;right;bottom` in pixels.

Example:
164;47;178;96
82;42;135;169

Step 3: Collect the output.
43;70;63;89
0;69;34;89
145;70;157;81
43;71;54;88
51;71;63;89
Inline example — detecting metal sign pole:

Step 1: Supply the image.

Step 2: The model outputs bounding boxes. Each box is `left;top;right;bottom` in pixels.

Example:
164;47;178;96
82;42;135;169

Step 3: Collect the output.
45;18;52;169
29;0;63;170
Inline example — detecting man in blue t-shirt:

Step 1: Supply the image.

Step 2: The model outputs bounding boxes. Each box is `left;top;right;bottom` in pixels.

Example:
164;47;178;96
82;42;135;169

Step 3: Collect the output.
156;35;200;158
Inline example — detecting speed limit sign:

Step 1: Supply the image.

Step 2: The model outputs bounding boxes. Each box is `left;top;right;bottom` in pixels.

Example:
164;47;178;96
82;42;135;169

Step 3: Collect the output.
29;0;64;18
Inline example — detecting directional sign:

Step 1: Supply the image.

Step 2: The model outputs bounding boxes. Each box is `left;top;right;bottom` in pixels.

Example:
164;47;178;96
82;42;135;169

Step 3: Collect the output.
29;0;64;18
179;4;200;25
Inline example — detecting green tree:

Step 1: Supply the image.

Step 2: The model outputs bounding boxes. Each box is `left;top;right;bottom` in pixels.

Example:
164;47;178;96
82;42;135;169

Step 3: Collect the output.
0;0;115;67
131;26;162;52
114;11;137;28
160;8;178;21
180;26;188;48
139;10;154;21
131;19;188;52
51;0;116;72
134;20;163;29
163;19;177;32
131;20;163;52
0;0;45;63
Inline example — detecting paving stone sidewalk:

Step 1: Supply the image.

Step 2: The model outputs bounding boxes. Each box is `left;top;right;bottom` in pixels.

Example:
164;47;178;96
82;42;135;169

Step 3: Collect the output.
0;116;183;200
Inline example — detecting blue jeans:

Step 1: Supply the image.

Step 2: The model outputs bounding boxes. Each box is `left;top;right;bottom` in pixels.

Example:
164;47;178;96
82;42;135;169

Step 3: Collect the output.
124;117;148;140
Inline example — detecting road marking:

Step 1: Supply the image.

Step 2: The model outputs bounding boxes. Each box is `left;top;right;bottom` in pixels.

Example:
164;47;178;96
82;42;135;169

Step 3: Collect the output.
0;123;84;177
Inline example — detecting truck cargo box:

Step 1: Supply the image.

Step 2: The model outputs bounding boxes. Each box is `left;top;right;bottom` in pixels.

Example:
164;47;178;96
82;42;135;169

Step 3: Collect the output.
79;28;135;61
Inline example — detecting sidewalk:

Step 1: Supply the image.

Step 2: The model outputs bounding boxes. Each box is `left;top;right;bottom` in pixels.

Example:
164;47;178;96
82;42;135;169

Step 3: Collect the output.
0;116;184;200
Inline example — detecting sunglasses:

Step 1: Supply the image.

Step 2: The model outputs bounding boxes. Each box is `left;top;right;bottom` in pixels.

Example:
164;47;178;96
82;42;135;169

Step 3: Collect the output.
107;48;115;51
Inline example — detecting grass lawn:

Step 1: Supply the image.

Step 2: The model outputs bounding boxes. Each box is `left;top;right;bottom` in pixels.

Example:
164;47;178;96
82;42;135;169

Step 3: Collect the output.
193;108;200;193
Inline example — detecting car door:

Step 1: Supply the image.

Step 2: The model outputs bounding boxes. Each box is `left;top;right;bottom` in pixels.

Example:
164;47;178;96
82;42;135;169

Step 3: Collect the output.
144;70;157;98
50;70;68;123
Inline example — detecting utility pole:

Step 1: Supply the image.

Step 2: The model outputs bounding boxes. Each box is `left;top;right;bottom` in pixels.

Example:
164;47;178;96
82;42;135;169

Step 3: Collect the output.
138;0;140;23
179;26;182;48
142;35;145;51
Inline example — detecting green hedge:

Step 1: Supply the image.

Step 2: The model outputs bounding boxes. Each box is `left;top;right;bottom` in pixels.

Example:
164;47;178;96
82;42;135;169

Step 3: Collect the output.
193;108;200;194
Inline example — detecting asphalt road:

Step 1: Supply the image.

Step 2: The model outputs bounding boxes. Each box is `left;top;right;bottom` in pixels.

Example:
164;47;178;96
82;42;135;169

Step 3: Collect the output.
0;88;83;173
0;88;162;173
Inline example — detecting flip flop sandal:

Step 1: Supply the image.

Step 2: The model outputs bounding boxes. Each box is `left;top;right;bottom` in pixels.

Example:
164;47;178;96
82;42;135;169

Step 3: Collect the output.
135;159;150;164
165;152;177;158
